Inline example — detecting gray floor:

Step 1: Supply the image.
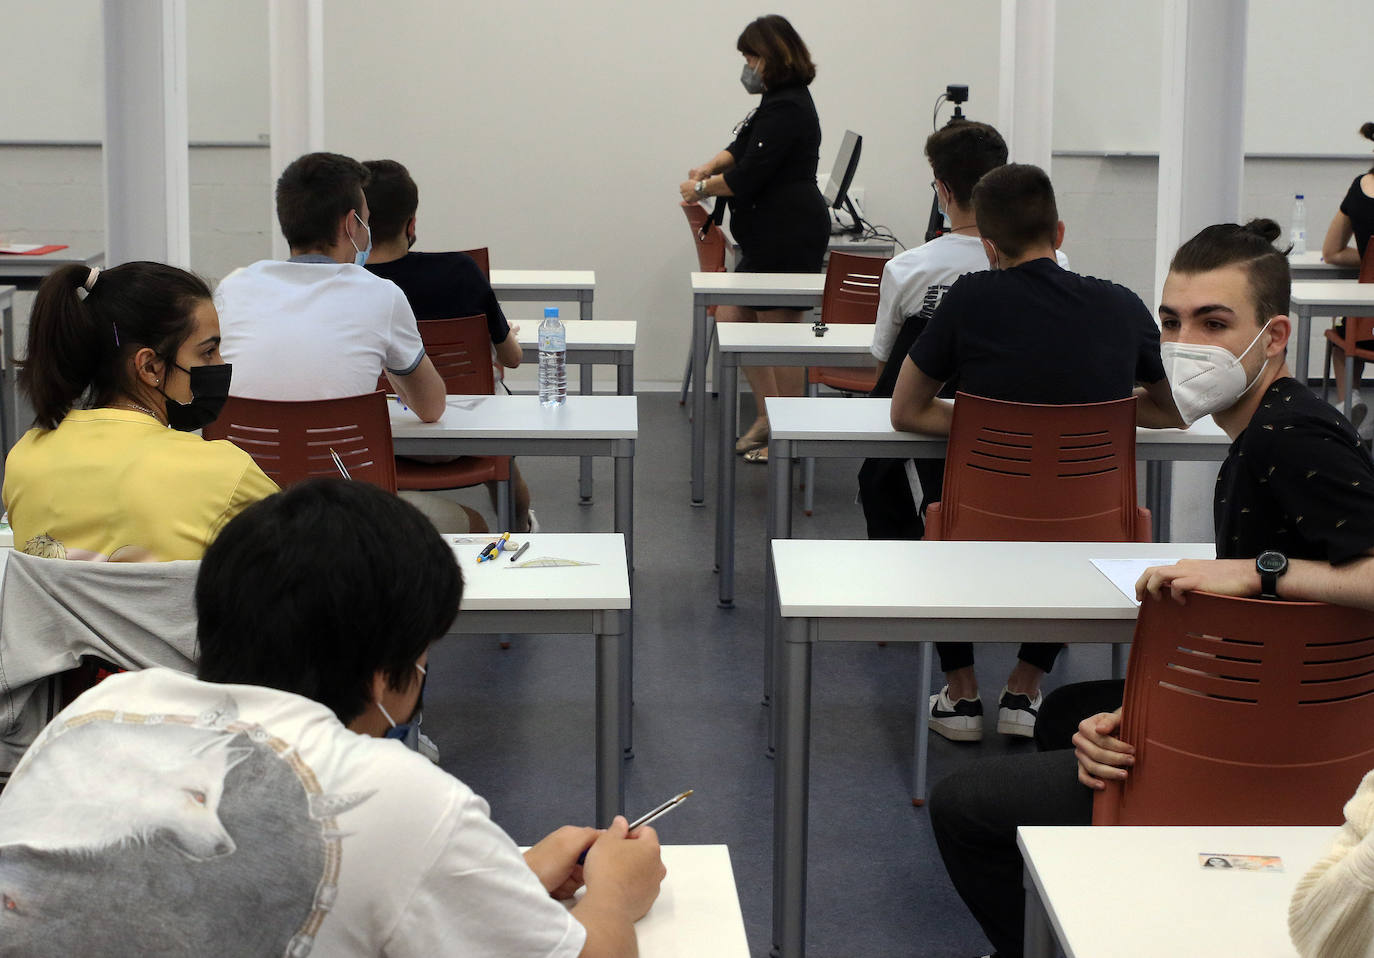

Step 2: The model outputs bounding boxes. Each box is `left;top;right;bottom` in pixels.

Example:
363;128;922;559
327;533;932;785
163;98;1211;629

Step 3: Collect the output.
422;391;1115;958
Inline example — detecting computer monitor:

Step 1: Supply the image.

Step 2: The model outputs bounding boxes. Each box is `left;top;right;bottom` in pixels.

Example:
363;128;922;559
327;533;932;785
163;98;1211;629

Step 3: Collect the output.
822;130;863;234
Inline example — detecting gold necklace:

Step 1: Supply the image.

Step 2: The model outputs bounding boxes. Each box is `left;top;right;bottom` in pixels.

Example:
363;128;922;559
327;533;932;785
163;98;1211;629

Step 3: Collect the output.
111;399;164;424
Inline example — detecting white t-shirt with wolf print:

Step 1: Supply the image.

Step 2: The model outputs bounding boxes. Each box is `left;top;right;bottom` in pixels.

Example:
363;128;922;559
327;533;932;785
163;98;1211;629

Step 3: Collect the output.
0;668;585;958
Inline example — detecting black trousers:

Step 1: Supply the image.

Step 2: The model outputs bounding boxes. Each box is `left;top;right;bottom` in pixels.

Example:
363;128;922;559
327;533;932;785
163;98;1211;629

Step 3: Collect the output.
929;680;1125;957
935;639;1065;675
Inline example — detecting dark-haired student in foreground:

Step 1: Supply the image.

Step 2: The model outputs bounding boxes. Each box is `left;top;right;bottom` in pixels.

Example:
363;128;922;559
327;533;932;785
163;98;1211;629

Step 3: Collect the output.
0;480;664;957
889;163;1180;744
929;219;1374;958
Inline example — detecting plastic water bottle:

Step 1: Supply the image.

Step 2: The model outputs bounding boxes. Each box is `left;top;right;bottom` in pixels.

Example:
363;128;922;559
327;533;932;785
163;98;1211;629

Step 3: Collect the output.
1291;194;1307;254
538;306;567;408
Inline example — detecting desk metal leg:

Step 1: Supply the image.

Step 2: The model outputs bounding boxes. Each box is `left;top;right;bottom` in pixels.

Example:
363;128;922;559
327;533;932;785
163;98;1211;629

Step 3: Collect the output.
617;355;633;396
1112;643;1128;679
691;299;708;505
615;452;635;758
1295;305;1312;386
716;360;738;600
0;300;12;456
1022;868;1054;958
1145;460;1172;543
772;616;814;958
595;610;626;827
496;478;515;534
912;640;933;805
579;363;595;502
765;437;793;754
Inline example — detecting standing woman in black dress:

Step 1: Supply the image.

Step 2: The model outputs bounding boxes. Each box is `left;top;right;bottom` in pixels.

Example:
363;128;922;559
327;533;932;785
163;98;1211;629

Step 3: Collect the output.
679;14;830;462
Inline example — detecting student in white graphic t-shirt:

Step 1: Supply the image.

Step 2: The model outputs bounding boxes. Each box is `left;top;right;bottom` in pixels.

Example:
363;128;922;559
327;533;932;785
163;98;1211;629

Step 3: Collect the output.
0;479;664;957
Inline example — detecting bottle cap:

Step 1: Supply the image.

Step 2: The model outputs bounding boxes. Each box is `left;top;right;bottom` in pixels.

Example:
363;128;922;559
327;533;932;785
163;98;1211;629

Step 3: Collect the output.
544;307;559;319
1296;194;1304;199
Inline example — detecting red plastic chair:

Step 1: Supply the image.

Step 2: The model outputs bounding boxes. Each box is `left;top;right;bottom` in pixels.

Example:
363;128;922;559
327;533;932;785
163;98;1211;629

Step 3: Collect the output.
808;251;889;393
924;392;1151;542
679;204;728;405
458;247;490;278
1094;590;1374;825
392;316;512;506
801;251;890;514
1320;242;1374;420
204;391;397;491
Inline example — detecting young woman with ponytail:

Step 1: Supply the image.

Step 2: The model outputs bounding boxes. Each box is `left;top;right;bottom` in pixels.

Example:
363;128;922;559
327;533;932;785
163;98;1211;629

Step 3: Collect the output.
2;262;276;560
1321;121;1374;270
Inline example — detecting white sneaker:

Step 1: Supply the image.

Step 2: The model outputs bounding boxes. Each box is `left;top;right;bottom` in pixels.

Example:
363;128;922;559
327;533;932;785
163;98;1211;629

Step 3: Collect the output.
524;509;540;534
996;687;1044;738
928;686;984;742
1348;390;1368;431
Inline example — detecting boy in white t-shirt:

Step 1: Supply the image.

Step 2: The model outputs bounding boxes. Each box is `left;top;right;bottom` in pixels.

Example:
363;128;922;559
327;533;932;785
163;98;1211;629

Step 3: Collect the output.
216;152;447;423
0;480;664;957
870;121;1009;373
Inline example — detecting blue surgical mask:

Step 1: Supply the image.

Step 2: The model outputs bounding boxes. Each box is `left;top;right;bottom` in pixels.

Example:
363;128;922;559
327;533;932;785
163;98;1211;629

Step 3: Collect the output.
350;210;372;266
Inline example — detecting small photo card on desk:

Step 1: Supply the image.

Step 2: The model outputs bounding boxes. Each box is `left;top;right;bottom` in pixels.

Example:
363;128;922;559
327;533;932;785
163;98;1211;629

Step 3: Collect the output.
1091;558;1184;605
1199;853;1284;871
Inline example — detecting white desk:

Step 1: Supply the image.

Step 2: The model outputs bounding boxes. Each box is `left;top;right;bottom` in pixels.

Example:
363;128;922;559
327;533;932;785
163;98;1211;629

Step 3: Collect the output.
1019;825;1332;958
489;268;598;499
0;249;104;290
752;400;1232;683
689;271;825;506
0;285;13;454
769;538;1216;958
531;844;750;957
515;319;636;395
452;533;629;826
1289;280;1374;384
390;395;636;564
713;323;877;603
1289;250;1359;281
632;845;751;957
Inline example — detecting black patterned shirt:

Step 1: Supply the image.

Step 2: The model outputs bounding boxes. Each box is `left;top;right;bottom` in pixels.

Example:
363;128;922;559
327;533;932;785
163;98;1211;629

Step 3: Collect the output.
1214;377;1374;562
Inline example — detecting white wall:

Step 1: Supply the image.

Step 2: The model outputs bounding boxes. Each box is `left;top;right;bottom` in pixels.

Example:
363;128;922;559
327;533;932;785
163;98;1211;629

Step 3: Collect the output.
316;0;1000;386
1;1;1370;389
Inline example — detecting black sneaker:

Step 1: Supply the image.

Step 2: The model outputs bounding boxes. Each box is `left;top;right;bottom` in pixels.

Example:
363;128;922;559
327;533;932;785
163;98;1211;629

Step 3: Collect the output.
996;687;1043;738
928;686;984;742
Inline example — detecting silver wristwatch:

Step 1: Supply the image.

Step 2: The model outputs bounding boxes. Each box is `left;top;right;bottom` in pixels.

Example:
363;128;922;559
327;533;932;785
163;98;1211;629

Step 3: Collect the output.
695;179;707;198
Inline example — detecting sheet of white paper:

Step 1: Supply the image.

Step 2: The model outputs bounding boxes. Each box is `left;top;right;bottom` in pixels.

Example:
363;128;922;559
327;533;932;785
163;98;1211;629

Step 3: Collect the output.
1091;558;1183;606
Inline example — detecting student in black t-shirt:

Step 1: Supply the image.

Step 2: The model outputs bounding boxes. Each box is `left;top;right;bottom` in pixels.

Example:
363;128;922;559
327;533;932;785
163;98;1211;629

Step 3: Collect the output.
889;163;1181;743
928;220;1374;958
1318;121;1374;428
361;160;536;533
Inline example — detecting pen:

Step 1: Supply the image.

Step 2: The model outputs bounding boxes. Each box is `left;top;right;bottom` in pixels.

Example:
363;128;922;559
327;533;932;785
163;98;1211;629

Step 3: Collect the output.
509;541;531;562
577;789;694;864
329;448;351;480
477;533;510;562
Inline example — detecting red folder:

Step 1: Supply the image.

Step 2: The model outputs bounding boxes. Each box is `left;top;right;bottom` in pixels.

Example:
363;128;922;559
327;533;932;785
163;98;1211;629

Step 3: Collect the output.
0;244;70;256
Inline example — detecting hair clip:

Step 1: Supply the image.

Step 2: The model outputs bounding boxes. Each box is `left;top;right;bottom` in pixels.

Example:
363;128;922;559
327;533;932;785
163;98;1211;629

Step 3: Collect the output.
83;267;100;292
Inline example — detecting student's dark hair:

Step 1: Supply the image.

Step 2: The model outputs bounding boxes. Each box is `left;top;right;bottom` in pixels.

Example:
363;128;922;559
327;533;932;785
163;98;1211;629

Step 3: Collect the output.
925;121;1008;208
20;262;210;430
195;478;462;725
275;152;370;252
1362;121;1374;173
736;15;816;87
971;163;1058;258
361;159;419;244
1168;218;1291;320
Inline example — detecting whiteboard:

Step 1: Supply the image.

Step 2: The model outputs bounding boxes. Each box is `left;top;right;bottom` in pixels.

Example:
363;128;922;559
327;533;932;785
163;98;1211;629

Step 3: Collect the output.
1054;0;1374;156
0;0;269;144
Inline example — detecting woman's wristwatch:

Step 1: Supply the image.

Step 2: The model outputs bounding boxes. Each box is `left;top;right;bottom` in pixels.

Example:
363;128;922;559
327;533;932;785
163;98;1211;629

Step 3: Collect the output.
695;179;708;198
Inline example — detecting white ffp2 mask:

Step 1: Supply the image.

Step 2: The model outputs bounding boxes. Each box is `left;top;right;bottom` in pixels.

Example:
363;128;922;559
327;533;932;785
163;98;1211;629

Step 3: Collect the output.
1160;320;1272;425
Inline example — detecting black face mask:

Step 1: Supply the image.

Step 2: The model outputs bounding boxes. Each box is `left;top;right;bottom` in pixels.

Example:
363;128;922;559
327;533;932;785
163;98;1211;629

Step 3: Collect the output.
159;362;232;432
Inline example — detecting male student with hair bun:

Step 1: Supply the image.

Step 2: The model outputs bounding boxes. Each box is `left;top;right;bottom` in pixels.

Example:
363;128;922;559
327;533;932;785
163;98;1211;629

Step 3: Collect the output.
2;262;276;562
929;219;1374;958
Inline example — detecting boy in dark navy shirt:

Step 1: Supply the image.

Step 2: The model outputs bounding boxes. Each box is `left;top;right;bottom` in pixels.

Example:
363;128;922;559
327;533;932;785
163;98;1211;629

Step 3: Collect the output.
361;159;536;534
890;163;1179;743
